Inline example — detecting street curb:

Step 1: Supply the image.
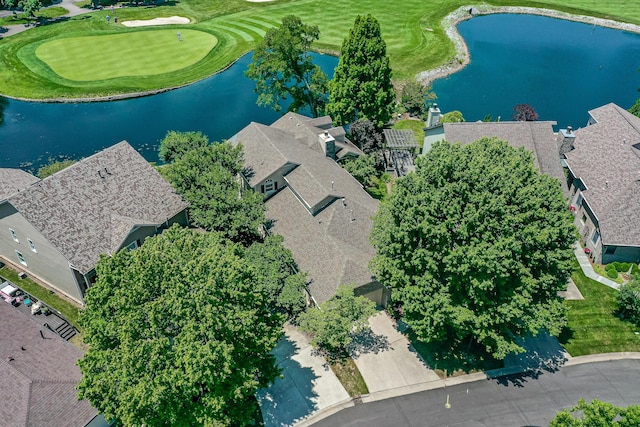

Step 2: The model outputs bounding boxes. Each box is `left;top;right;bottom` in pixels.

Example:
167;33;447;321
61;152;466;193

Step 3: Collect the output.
294;354;640;426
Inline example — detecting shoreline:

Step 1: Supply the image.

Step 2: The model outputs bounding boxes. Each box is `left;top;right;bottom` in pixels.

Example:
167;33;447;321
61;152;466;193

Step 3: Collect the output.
5;5;640;103
417;5;640;87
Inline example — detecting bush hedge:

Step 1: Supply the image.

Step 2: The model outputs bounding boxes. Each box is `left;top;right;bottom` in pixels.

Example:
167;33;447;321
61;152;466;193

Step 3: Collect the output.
611;262;631;273
605;264;619;279
618;282;640;326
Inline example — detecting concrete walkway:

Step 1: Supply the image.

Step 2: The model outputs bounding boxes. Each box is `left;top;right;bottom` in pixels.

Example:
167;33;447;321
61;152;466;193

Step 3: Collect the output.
349;312;439;393
257;324;349;427
573;243;620;290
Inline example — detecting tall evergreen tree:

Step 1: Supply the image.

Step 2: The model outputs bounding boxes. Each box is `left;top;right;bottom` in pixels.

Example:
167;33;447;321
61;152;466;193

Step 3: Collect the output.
327;15;395;127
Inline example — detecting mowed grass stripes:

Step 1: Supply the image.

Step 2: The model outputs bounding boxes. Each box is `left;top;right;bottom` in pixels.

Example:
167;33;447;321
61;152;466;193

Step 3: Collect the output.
35;29;217;81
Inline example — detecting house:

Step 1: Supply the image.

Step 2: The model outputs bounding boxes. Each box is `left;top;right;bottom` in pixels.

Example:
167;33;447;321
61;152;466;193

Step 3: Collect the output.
230;113;388;306
563;103;640;264
423;120;569;194
0;300;109;427
0;141;189;305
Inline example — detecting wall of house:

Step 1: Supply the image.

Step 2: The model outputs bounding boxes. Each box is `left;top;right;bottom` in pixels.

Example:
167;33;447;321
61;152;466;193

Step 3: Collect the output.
602;245;640;265
255;165;296;199
0;202;83;304
354;281;390;308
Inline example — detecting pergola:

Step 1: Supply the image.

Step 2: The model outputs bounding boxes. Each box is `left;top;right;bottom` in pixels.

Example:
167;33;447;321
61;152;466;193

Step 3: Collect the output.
383;129;419;152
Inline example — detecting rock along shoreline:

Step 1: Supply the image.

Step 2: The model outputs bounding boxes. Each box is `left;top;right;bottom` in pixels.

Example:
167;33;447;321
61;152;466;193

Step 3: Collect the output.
416;5;640;87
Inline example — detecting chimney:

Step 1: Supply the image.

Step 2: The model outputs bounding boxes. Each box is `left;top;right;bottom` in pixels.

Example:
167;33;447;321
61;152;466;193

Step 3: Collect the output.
319;130;336;160
557;125;576;155
426;103;441;128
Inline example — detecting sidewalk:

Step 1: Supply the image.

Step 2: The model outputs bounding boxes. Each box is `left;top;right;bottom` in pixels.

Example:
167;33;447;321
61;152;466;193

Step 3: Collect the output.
1;0;95;39
573;243;620;290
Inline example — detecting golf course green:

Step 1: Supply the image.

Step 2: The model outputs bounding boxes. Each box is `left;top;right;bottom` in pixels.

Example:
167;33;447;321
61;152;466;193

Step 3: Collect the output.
36;29;217;81
0;0;638;100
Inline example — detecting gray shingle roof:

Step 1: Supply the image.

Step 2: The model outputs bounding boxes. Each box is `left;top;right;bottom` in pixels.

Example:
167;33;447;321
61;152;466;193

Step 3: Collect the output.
0;169;39;200
440;121;568;194
564;103;640;246
8;141;188;274
232;117;379;304
0;302;98;427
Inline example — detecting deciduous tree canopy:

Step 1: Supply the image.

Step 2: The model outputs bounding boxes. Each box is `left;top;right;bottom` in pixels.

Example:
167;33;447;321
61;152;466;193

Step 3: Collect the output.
440;110;465;123
348;119;383;154
77;226;283;427
158;130;209;163
550;399;640;427
36;158;76;178
160;142;265;245
629;98;640;118
327;14;395;127
513;103;539;121
371;137;575;359
245;15;329;117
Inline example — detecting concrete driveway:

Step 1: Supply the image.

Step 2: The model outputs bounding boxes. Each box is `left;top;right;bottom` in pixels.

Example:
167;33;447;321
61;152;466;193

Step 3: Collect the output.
257;324;349;427
349;312;440;393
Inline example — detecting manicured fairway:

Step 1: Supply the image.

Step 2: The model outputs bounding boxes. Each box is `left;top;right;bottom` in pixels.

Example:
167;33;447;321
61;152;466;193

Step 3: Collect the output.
35;29;217;81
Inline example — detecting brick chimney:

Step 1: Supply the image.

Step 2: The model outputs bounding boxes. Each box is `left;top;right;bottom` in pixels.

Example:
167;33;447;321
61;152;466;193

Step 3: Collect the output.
319;130;336;160
426;103;441;128
558;126;576;154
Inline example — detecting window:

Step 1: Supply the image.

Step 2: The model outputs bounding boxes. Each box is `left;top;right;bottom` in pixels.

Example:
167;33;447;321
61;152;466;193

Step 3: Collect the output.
9;228;18;243
591;230;600;245
580;214;587;225
605;246;617;255
27;238;37;253
576;193;583;207
125;241;138;251
15;250;26;266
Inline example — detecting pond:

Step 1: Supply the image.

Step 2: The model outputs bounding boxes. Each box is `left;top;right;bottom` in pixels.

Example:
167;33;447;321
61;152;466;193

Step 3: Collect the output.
0;52;338;170
0;13;639;170
432;14;640;126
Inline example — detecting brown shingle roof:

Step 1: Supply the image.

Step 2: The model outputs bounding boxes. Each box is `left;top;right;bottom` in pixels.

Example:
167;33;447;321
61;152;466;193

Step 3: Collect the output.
232;117;379;304
0;302;98;427
8;141;188;273
0;169;39;200
564;103;640;246
441;121;567;191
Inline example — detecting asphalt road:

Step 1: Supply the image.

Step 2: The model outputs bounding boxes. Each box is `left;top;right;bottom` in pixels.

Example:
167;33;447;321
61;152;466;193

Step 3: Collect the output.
312;359;640;427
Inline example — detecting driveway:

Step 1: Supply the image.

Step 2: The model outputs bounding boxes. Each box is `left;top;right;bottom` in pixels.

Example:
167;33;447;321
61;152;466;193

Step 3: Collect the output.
349;312;440;393
257;324;349;427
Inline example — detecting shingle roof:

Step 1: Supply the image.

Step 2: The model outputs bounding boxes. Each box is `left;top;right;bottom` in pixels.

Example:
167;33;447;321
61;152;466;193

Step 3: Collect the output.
0;169;39;200
0;302;98;427
8;141;188;273
564;103;640;246
232;118;379;304
441;121;568;194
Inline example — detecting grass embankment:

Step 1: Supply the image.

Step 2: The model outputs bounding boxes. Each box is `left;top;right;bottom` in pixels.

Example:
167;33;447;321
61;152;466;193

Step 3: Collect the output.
1;0;639;99
561;265;640;356
330;357;369;397
0;265;81;328
0;7;68;26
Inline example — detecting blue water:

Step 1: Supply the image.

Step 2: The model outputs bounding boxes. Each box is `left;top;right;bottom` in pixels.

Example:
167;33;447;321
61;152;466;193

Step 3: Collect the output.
0;52;338;170
1;14;639;170
432;14;640;127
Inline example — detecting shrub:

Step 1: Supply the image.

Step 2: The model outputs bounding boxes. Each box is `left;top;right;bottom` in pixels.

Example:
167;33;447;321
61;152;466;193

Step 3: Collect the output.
617;282;640;326
631;263;640;277
605;264;618;279
611;262;631;273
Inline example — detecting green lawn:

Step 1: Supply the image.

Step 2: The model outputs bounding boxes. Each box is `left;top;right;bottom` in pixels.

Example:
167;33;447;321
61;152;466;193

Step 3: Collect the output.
1;0;639;99
36;29;217;80
330;357;369;396
561;265;640;356
0;6;68;26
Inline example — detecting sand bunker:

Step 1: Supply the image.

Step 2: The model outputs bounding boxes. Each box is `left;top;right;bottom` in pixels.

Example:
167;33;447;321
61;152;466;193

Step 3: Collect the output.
121;16;190;27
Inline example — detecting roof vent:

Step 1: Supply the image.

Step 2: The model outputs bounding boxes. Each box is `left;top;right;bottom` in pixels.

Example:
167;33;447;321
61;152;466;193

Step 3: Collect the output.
97;170;104;179
104;167;111;175
605;181;609;189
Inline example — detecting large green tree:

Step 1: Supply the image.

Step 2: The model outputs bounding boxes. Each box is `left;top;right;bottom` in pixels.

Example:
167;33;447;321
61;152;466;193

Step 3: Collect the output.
245;15;329;118
161;142;265;245
77;226;283;427
371;137;576;359
327;14;395;127
550;399;640;427
159;130;209;163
